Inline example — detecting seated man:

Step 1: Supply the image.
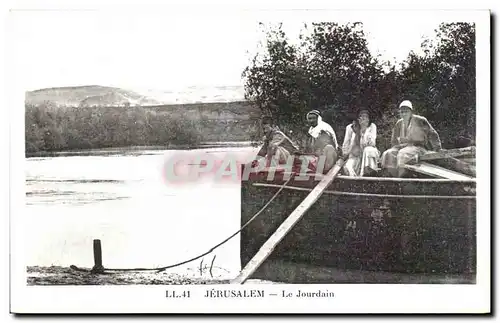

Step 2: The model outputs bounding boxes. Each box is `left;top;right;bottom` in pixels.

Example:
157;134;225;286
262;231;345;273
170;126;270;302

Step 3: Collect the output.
381;100;442;177
342;109;380;177
342;119;362;176
256;116;300;167
305;110;339;173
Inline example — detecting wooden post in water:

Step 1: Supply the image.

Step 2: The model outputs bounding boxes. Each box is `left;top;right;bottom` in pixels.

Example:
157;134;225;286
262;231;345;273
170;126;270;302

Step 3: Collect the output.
91;239;105;274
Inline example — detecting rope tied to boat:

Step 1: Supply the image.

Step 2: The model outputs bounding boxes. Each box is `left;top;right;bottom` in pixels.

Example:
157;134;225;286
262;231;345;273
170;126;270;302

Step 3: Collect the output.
71;173;295;274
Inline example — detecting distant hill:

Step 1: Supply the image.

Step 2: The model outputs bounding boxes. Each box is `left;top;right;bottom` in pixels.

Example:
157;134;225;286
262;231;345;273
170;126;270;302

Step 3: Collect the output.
138;85;246;105
25;85;162;107
25;88;261;154
25;85;247;107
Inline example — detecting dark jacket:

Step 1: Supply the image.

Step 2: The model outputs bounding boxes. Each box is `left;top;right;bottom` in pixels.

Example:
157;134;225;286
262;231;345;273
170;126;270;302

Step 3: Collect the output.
258;127;300;157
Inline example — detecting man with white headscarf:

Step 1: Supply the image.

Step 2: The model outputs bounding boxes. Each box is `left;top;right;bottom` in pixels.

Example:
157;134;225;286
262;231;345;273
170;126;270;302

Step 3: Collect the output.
305;110;339;173
381;100;442;177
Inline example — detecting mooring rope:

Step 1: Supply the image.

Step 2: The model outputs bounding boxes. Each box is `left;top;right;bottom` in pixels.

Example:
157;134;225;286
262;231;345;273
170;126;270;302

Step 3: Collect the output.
80;174;295;274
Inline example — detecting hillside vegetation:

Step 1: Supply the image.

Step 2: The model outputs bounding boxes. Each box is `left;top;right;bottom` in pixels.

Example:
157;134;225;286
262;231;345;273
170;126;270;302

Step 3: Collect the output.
25;101;260;154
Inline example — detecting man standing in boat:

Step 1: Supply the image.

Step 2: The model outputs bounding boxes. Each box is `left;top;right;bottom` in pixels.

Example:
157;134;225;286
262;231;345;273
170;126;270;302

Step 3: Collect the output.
381;100;442;177
305;110;339;173
256;116;300;167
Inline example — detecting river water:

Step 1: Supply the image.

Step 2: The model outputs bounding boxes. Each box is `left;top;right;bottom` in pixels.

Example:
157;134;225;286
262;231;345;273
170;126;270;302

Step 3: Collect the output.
25;145;259;280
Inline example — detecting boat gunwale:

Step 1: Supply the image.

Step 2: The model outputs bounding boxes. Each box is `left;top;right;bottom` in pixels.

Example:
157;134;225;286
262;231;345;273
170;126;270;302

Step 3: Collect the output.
246;170;476;184
252;183;477;199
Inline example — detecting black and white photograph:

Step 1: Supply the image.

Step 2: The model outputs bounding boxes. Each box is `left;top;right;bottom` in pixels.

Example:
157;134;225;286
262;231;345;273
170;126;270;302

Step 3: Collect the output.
8;5;490;314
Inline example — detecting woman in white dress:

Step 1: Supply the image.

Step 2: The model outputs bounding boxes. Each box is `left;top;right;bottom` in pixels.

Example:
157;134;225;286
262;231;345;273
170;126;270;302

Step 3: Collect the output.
342;110;380;177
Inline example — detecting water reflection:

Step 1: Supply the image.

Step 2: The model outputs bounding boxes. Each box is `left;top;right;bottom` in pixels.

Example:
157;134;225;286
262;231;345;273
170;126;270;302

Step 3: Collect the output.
24;146;257;279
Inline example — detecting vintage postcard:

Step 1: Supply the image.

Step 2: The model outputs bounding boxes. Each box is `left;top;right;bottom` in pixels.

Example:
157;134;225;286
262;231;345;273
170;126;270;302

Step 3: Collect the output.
8;5;490;314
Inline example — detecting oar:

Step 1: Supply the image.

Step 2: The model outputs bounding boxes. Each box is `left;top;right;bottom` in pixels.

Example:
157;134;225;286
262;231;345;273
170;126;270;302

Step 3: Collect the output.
416;146;476;163
231;157;346;284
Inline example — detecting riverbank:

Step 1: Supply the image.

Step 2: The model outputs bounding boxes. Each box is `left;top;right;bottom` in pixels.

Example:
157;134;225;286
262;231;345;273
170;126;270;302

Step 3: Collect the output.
25;102;260;155
25;141;257;158
27;266;230;285
27;266;278;285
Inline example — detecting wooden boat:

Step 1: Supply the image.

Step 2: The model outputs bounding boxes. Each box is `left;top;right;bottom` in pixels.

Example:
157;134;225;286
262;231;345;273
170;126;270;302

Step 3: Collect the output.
239;151;476;284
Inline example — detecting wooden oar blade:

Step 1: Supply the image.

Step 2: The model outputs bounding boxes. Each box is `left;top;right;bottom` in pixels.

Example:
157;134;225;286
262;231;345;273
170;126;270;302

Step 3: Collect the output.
232;158;345;284
419;146;476;162
430;157;476;177
405;162;474;180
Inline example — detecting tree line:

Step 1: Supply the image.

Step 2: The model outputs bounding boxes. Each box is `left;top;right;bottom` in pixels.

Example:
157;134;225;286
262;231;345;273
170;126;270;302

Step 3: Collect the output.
25;102;260;155
25;103;206;154
242;22;476;151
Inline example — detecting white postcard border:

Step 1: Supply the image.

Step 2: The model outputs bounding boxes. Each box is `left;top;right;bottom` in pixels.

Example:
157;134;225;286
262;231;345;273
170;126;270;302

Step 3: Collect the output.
8;6;491;314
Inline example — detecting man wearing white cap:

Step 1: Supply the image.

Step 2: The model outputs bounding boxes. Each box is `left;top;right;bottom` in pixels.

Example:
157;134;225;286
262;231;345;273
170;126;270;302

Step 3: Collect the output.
381;100;442;177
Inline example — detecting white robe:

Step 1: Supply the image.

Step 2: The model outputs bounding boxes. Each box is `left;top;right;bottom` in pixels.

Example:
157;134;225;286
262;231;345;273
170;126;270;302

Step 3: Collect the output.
342;123;380;176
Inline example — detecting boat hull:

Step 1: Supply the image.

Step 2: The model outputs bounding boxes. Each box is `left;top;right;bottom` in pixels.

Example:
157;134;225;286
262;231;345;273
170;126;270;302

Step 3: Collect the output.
240;167;476;284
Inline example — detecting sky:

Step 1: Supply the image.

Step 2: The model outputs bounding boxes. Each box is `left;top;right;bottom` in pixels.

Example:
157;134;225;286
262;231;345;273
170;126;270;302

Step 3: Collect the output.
8;9;465;93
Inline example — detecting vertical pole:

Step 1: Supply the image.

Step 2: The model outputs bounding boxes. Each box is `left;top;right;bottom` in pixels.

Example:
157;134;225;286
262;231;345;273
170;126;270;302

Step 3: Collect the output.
91;239;104;274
